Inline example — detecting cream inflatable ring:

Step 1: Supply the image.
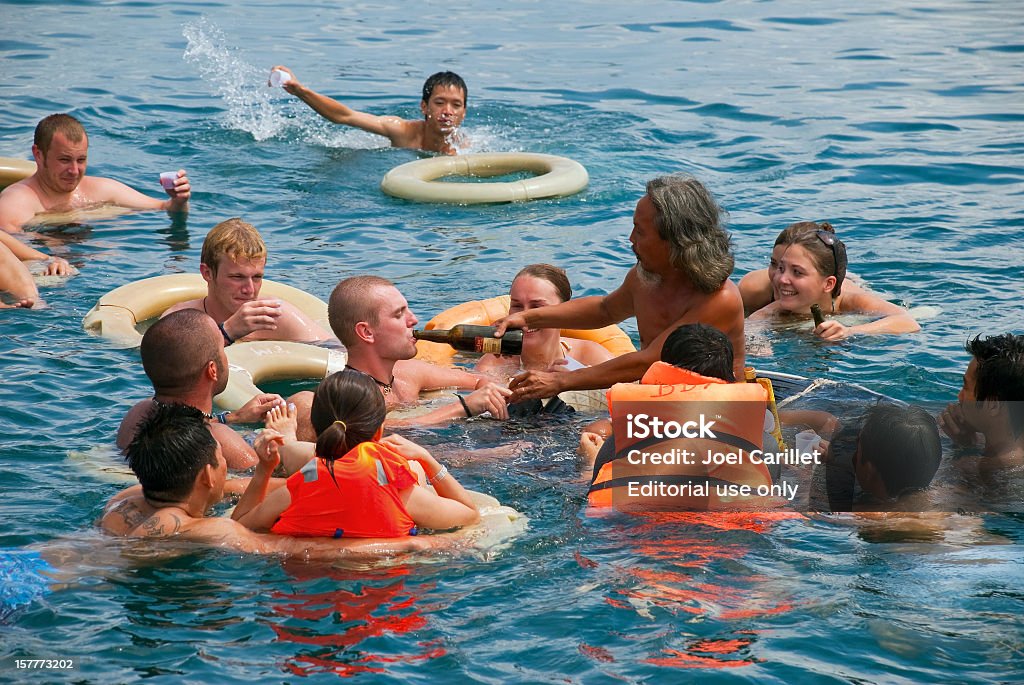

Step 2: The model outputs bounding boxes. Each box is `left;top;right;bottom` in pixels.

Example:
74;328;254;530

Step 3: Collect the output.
215;341;348;411
381;152;588;204
82;273;330;347
0;157;35;189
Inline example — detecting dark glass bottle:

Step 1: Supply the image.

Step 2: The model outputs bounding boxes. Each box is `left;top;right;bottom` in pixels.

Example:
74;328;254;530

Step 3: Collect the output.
413;324;524;355
810;303;825;327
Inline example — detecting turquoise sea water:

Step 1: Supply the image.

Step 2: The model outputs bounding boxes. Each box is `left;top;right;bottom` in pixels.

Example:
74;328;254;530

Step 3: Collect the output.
2;0;1023;682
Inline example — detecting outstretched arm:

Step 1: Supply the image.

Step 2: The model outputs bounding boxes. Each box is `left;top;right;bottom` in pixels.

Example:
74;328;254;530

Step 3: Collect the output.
273;66;411;143
493;292;629;338
388;382;513;426
87;172;190;213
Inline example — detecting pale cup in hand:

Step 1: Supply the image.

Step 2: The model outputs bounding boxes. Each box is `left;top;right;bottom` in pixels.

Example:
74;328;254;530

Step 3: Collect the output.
269;69;291;87
160;171;178;190
795;430;821;458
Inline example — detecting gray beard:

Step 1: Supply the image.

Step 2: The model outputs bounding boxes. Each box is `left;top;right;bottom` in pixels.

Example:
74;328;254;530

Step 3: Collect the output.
636;262;662;285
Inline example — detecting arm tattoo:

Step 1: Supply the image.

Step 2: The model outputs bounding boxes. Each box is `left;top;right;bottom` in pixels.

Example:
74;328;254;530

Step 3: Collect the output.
141;513;182;538
118;502;148;530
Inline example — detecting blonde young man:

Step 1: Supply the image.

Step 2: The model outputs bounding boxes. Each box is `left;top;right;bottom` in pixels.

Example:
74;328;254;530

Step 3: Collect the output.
163;218;332;345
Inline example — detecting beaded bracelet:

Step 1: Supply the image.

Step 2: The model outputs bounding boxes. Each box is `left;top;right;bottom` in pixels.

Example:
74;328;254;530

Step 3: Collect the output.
455;394;472;418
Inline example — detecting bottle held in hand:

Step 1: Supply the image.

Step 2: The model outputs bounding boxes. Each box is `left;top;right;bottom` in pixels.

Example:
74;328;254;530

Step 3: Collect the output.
811;304;825;327
413;325;524;355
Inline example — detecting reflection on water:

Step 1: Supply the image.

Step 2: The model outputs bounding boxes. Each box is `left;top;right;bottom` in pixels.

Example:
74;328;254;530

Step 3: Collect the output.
269;565;440;677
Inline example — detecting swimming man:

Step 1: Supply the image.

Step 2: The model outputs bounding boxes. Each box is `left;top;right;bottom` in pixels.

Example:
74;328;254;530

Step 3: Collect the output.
270;68;467;155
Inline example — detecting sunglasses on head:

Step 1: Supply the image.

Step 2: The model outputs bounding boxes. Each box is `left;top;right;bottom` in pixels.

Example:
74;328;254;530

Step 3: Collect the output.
816;230;839;278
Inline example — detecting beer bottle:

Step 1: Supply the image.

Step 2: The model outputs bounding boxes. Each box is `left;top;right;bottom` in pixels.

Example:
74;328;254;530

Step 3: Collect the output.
810;303;825;327
413;324;524;355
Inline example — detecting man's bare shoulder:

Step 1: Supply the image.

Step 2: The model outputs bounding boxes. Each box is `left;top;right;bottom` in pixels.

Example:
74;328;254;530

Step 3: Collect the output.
100;496;248;545
0;180;41;206
162;299;204;318
75;175;139;202
0;181;43;231
116;399;156;450
385;118;426;148
711;278;744;309
686;279;745;333
274;301;333;341
209;422;259;470
99;495;181;538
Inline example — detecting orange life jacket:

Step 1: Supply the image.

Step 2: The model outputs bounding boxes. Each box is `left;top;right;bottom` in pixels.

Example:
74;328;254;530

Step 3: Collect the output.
588;362;772;511
271;441;418;538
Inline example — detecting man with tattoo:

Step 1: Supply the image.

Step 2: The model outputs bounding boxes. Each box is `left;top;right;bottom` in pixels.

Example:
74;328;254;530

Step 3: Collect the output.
116;309;286;469
101;403;438;558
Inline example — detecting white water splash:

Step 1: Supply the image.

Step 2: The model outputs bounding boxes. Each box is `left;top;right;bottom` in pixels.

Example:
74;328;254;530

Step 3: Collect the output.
181;18;520;152
182;18;289;142
446;122;520;154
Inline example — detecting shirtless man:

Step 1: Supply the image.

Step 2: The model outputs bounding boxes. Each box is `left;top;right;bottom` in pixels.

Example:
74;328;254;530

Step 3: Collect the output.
1;114;188;306
117;309;285;469
162;218;332;345
495;174;746;401
324;275;511;424
271;68;467;155
103;402;433;559
940;332;1024;475
0;113;190;233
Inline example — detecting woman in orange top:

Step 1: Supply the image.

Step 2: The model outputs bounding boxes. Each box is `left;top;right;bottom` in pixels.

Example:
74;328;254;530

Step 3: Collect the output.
233;369;479;537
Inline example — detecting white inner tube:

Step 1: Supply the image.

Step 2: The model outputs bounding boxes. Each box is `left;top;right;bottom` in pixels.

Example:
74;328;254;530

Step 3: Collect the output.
216;340;348;411
82;273;329;348
0;157;35;189
380;152;588;204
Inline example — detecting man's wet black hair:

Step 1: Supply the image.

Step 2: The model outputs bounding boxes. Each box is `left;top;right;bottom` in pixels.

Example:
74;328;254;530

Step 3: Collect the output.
660;323;735;382
422;71;467;103
125;402;219;501
856;403;941;499
966;332;1024;436
966;333;1024;403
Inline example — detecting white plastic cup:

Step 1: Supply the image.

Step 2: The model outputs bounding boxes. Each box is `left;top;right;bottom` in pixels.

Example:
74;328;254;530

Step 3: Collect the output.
795;430;821;457
160;171;178;190
269;69;292;87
